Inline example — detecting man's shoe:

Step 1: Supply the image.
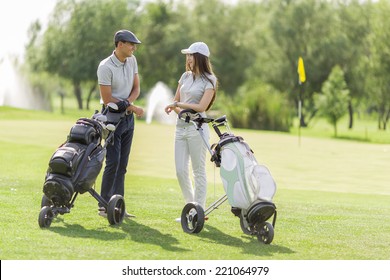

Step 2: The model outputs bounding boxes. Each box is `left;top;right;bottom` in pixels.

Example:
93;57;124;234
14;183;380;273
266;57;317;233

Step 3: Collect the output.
124;211;136;218
98;207;107;218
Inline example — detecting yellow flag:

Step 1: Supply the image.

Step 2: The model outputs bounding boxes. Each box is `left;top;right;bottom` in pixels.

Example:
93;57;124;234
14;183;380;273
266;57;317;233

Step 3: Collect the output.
297;57;306;84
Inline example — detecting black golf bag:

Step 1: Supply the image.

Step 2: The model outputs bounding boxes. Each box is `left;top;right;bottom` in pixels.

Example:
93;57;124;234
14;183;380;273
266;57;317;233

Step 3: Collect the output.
43;118;106;206
39;104;127;228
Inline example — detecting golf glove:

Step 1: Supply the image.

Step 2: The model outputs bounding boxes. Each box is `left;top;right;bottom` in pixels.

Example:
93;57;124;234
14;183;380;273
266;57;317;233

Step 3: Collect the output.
115;100;130;113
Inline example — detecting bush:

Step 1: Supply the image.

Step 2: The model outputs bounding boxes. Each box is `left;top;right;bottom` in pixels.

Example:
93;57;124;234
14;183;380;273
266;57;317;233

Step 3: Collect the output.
216;81;292;132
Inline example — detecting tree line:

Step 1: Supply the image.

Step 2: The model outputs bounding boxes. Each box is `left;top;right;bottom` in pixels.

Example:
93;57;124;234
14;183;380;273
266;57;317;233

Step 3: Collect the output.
26;0;390;132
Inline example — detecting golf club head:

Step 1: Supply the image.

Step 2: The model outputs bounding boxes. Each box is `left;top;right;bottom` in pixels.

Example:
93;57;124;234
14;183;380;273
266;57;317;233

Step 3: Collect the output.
107;102;118;111
106;124;116;132
94;114;107;123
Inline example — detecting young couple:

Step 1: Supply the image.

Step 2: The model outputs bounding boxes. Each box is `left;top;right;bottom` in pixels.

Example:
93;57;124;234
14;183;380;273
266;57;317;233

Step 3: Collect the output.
97;30;218;219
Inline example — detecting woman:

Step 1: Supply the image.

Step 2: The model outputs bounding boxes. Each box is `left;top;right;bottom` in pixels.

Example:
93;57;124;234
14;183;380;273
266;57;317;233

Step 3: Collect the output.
165;42;218;219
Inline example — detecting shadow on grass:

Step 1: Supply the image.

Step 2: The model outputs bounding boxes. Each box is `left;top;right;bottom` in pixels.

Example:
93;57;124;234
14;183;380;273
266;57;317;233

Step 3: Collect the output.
334;135;371;143
47;219;128;240
119;219;190;252
46;218;188;252
45;216;131;240
198;224;294;257
45;217;291;257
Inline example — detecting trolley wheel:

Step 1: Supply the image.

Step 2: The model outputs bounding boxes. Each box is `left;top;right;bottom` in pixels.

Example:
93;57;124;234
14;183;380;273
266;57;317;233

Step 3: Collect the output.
38;206;54;228
256;222;274;244
107;195;125;225
181;202;205;234
240;213;252;235
41;195;52;208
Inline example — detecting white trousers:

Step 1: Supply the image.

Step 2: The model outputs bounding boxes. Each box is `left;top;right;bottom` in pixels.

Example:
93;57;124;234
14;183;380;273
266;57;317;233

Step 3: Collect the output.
174;124;209;209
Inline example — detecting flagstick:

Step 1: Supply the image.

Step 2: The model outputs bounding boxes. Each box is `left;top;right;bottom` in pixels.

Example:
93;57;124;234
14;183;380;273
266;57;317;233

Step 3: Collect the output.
298;97;301;147
297;56;306;147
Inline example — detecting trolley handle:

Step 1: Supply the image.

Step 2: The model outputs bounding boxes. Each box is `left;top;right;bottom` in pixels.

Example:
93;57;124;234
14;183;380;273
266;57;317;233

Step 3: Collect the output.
211;115;227;137
214;115;226;124
178;110;228;136
178;109;214;127
178;109;198;123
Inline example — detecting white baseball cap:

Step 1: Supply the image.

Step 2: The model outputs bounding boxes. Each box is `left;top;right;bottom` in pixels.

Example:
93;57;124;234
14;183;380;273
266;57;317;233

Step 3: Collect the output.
181;42;210;57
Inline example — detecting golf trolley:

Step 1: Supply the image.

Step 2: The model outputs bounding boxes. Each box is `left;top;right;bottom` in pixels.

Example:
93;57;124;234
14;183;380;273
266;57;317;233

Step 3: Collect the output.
178;109;277;244
38;103;126;228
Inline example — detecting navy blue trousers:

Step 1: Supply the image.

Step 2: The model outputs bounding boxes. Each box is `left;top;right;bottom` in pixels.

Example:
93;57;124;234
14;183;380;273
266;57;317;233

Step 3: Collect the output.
99;113;134;207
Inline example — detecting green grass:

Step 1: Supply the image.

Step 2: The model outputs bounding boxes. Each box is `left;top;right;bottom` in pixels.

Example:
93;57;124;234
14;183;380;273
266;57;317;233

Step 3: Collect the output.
0;106;390;260
290;115;390;144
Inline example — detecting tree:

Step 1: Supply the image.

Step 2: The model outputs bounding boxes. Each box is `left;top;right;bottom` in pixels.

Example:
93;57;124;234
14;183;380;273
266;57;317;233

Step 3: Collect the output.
364;0;390;130
336;0;372;129
189;0;265;95
253;0;351;128
314;65;350;137
135;0;191;92
27;0;139;109
23;0;390;134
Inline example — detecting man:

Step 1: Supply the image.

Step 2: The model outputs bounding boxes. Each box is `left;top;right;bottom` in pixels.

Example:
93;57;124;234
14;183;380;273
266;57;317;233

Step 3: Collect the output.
97;29;144;217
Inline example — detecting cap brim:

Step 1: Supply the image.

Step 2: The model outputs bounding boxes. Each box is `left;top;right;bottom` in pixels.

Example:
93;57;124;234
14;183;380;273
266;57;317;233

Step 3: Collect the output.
181;49;194;54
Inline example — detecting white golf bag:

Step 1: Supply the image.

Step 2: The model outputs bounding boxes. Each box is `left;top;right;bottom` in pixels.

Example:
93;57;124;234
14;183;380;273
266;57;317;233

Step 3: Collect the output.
217;135;276;210
178;109;277;244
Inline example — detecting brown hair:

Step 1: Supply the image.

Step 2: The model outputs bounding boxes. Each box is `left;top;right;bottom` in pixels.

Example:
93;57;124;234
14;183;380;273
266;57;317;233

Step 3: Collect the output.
186;53;218;111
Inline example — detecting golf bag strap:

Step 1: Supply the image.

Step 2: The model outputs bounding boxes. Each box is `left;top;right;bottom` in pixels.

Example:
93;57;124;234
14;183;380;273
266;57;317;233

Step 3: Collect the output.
77;118;101;129
212;135;245;162
77;118;104;137
218;135;244;149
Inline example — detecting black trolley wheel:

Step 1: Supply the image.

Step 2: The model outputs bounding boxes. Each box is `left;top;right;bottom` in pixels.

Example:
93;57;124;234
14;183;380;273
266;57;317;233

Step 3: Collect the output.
38;206;55;228
256;221;274;244
107;195;125;225
181;202;205;234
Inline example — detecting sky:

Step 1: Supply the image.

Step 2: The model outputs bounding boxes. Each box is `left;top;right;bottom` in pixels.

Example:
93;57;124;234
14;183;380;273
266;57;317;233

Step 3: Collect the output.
0;0;57;108
0;0;57;61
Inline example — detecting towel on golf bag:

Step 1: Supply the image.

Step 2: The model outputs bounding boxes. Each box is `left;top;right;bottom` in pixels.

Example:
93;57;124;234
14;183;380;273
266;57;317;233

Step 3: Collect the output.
218;136;276;210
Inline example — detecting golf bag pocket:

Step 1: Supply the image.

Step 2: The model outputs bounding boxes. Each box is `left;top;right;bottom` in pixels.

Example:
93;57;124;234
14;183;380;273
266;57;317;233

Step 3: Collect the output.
69;123;98;145
250;164;276;202
48;145;83;177
220;141;258;209
74;146;105;193
43;173;74;205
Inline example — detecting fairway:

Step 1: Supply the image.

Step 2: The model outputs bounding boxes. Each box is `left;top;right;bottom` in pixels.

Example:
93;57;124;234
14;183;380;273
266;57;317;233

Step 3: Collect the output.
0;112;389;260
